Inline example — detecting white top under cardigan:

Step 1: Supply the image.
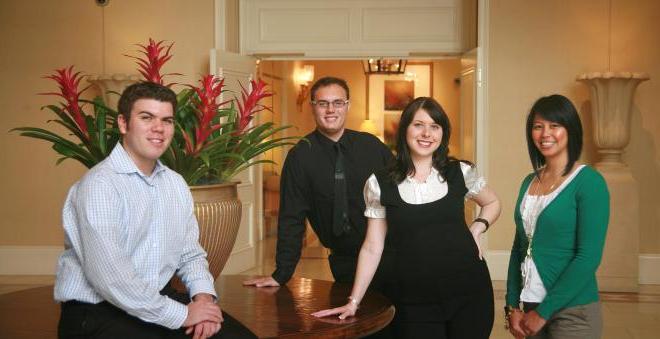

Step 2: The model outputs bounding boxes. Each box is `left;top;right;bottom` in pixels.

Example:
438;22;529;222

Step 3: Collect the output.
364;162;486;218
519;165;586;303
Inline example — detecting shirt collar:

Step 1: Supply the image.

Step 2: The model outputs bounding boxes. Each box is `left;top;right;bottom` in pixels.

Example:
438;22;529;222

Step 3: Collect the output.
405;166;439;183
314;129;354;149
108;143;166;177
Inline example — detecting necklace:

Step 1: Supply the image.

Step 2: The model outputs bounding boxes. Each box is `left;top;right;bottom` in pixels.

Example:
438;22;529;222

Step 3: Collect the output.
520;167;561;288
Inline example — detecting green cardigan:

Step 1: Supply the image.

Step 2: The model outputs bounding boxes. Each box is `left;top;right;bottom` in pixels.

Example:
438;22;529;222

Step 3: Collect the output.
505;165;610;320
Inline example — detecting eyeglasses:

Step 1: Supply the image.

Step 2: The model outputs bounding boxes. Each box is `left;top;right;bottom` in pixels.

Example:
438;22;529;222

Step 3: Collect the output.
311;99;349;109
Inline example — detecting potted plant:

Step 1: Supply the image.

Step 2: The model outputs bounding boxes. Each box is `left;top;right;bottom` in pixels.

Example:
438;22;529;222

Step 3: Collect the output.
12;39;299;278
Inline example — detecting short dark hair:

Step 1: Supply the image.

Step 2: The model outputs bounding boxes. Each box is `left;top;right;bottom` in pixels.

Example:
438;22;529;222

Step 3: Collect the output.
526;94;583;176
309;76;350;101
117;82;177;119
389;97;461;183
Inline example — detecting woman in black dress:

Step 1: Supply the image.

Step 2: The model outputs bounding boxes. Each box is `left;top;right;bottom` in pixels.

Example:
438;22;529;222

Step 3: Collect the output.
313;97;501;338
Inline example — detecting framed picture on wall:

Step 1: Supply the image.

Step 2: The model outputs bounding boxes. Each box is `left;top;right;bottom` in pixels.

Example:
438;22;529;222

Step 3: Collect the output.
367;63;433;142
383;112;401;150
384;80;414;111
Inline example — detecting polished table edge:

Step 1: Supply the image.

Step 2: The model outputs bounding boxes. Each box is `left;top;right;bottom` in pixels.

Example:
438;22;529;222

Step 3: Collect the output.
292;305;395;339
0;276;396;339
219;275;396;338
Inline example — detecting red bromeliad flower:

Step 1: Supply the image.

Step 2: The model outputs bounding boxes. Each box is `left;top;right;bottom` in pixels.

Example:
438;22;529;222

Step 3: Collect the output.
186;75;232;155
40;66;89;138
125;38;179;85
236;79;272;133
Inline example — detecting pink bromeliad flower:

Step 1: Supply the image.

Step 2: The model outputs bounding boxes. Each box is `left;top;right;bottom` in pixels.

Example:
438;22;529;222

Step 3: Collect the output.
40;66;89;138
125;38;180;85
236;79;273;133
185;75;232;155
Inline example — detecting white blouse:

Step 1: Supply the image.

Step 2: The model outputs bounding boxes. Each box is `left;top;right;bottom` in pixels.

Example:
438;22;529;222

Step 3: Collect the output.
364;162;486;219
519;165;585;303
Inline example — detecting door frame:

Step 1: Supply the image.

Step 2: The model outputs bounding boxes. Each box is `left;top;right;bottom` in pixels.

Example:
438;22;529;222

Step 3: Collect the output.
475;0;490;257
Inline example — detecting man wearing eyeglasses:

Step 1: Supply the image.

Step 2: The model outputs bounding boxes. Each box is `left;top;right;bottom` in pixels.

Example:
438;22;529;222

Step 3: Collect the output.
244;76;393;288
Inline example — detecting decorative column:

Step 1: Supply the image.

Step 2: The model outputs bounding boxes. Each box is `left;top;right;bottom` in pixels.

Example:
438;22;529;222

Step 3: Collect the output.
87;74;140;110
577;71;649;292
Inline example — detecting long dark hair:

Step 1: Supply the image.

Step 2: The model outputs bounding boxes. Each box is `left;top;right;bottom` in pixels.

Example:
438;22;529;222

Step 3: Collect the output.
388;97;461;183
526;94;583;177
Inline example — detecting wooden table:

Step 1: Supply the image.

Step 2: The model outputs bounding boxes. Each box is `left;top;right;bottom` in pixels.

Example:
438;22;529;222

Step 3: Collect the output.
219;275;394;338
0;276;394;338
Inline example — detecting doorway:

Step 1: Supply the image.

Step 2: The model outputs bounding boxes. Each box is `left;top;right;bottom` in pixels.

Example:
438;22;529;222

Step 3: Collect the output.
257;58;472;258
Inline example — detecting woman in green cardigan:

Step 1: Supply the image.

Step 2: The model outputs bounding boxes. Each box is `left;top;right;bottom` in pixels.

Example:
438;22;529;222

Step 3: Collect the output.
505;94;610;339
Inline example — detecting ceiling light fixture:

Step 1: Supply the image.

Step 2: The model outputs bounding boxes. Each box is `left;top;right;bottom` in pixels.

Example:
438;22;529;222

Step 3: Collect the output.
362;58;407;75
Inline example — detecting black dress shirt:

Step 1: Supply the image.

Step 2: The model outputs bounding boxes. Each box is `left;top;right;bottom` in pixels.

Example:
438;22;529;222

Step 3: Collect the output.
272;129;393;284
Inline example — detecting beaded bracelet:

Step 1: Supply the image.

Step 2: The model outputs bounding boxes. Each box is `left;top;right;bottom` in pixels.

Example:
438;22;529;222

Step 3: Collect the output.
504;305;521;329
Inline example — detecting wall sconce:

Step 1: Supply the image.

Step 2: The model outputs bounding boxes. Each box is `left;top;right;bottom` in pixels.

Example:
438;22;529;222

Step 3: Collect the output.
361;72;379;137
295;65;314;111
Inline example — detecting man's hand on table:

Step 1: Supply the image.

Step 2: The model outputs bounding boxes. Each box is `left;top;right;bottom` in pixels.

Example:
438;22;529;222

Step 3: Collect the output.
242;276;280;288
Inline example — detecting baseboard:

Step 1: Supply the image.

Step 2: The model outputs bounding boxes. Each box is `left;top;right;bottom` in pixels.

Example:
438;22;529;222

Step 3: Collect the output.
2;246;659;285
639;254;660;284
0;245;258;276
0;246;63;275
486;250;660;285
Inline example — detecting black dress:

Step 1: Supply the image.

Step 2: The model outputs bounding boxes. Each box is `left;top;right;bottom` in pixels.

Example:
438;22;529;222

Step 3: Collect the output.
375;161;494;339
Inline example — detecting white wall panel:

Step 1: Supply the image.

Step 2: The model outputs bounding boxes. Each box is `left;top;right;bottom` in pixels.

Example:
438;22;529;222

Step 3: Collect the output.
239;0;465;57
259;9;351;43
362;7;456;42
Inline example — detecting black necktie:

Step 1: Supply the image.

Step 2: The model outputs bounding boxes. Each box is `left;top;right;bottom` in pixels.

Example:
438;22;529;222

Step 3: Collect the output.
333;142;350;236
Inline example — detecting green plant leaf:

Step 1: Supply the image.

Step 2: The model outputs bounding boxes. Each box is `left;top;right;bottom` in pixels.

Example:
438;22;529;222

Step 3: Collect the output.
199;152;210;167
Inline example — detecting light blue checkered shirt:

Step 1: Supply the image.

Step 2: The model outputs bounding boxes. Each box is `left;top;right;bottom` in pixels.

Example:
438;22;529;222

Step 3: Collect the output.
54;143;217;329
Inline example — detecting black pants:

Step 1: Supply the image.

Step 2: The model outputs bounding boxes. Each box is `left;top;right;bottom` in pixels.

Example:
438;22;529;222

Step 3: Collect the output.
328;252;358;283
58;285;255;339
327;228;365;284
388;288;494;339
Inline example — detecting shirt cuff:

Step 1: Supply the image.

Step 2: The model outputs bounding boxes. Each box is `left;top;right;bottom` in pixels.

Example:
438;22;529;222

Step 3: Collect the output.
272;268;292;285
535;302;555;320
188;279;218;301
364;206;386;218
160;298;189;329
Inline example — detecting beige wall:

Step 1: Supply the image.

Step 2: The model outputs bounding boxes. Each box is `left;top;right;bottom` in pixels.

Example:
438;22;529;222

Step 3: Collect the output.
2;0;658;257
0;0;215;245
487;0;660;253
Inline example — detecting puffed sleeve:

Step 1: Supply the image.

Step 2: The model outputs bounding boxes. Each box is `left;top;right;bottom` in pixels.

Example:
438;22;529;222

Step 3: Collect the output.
460;162;486;199
363;174;386;219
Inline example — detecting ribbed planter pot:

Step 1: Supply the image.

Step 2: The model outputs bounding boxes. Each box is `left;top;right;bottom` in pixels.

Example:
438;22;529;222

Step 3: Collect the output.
190;182;242;279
